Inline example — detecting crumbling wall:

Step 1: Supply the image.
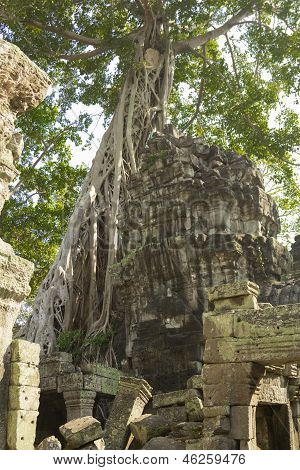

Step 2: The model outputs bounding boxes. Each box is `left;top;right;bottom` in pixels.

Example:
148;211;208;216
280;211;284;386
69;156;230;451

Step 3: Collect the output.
114;130;292;391
0;39;50;449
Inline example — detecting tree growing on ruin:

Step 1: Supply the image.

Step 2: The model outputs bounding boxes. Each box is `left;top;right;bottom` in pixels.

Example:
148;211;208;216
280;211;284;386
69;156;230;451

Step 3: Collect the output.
0;0;299;362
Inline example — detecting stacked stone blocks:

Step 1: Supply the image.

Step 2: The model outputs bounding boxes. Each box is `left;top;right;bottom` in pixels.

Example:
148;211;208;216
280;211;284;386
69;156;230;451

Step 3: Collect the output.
7;339;40;449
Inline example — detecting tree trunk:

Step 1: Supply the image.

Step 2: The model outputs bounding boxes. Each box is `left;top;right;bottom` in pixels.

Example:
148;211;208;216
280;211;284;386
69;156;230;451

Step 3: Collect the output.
22;24;175;362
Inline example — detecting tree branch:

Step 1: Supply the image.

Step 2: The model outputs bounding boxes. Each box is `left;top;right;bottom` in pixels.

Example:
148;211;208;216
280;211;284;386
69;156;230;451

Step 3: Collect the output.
182;45;207;131
0;9;104;46
225;33;240;87
0;8;141;52
44;48;106;62
173;2;257;54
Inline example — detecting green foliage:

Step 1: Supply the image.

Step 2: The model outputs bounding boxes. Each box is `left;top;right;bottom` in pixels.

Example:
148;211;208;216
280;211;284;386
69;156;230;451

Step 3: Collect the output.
57;328;113;362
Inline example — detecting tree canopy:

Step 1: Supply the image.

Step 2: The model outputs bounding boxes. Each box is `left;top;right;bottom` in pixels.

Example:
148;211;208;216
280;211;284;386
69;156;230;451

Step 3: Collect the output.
0;1;299;301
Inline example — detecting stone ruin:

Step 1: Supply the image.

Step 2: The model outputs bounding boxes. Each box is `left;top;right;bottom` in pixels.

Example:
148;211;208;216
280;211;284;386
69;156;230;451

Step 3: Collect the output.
0;38;300;450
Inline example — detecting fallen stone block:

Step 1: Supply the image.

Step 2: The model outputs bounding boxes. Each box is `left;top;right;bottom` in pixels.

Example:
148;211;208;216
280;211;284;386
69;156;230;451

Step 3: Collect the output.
37;436;62;450
153;389;198;408
169;422;203;440
59;416;102;449
79;438;105;450
157;405;187;423
143;437;185;450
130;414;171;446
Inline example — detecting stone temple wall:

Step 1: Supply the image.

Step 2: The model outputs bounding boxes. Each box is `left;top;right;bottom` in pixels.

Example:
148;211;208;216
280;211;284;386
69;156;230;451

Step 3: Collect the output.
0;39;50;449
114;130;293;391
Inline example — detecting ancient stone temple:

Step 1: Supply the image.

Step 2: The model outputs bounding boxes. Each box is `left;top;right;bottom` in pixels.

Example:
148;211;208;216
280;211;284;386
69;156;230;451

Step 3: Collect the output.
1;39;300;451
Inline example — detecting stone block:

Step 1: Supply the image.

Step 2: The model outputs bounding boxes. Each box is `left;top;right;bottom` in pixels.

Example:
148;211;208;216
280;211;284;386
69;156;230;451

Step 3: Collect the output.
203;406;230;418
39;360;75;378
203;384;257;407
83;374;118;395
213;294;259;312
193;435;237;450
153;388;198;408
81;362;121;381
10;362;40;387
203;415;230;435
59;416;102;450
130;414;171;446
157;405;187;423
231;406;255;440
187;375;204;389
203;312;235;339
57;372;83;392
9;385;40;411
170;422;203;439
80;438;105;450
37;436;62;450
143;437;185;450
10;339;40;365
40;375;57;391
208;281;259;302
185;397;204;422
203;362;265;385
7;410;39;450
185;439;204;450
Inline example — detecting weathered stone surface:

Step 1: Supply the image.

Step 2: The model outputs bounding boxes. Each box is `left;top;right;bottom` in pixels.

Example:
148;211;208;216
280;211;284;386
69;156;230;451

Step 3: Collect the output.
83;374;119;395
11;339;40;365
203;415;230;435
191;436;237;450
187;375;204;390
208;281;259;302
185;396;204;422
63;390;96;421
153;388;198;408
157;405;187;423
37;436;62;450
111;131;292;391
203;406;230;418
169;422;203;439
10;363;40;387
9;385;40;411
57;372;83;392
79;438;105;450
59;416;102;450
81;362;121;381
104;377;152;450
7;410;39;450
130;414;171;446
143;436;185;450
231;406;255;440
40;376;57;391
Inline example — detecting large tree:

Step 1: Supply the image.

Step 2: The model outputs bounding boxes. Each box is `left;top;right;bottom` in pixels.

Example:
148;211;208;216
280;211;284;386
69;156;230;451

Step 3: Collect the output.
0;0;299;361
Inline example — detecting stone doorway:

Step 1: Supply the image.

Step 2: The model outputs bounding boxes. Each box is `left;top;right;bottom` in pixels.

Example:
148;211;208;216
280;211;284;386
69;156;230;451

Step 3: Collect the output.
256;404;291;450
36;392;67;445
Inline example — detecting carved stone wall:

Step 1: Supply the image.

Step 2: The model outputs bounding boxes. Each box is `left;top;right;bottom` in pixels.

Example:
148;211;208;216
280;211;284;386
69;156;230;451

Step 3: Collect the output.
114;131;292;391
0;39;50;449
